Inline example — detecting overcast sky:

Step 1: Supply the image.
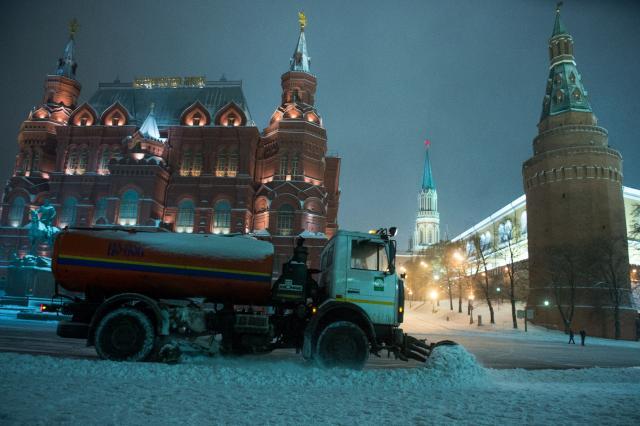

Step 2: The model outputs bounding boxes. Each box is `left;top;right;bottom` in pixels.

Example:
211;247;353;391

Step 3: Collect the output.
2;0;639;249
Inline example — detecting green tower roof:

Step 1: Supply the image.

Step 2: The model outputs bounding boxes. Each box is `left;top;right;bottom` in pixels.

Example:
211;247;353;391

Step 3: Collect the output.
540;4;593;121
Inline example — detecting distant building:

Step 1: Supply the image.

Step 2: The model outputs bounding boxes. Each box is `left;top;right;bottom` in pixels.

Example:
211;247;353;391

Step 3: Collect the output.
411;142;440;252
0;16;341;277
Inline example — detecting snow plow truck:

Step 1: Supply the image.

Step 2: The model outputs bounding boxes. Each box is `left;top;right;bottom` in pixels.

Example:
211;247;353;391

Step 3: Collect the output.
45;226;451;369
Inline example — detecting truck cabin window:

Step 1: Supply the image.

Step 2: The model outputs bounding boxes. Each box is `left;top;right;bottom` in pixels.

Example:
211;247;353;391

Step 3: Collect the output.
350;240;389;272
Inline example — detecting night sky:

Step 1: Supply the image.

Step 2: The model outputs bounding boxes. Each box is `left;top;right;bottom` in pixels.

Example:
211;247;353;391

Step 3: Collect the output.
2;0;639;249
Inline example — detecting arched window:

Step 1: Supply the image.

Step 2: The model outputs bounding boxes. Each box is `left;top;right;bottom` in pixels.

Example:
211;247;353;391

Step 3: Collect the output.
31;150;40;172
66;146;78;175
94;197;108;224
119;190;139;226
215;150;227;177
213;200;231;234
418;228;424;245
279;154;288;176
60;197;78;227
427;228;433;244
290;154;299;176
180;150;192;176
192;151;203;177
520;211;527;235
277;204;295;236
98;146;111;174
77;147;88;175
8;197;26;227
227;151;238;177
176;200;195;233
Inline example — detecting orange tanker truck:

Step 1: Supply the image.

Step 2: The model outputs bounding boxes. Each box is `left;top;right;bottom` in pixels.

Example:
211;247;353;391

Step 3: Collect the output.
45;226;450;369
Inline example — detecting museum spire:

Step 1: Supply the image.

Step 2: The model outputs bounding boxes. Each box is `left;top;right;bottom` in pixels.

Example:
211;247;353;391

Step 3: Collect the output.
55;18;79;79
290;12;311;72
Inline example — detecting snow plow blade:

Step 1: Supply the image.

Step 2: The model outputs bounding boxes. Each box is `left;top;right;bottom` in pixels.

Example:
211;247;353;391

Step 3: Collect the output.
400;335;458;363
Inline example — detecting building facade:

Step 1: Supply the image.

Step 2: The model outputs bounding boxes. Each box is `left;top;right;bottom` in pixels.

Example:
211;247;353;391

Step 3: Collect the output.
411;142;440;252
0;17;341;277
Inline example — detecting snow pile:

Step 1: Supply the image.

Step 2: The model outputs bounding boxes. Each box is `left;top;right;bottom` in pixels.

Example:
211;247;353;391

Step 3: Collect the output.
2;352;640;425
424;343;486;383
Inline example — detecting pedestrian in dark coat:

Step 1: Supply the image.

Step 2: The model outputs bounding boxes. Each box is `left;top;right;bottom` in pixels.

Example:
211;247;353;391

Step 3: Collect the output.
580;330;586;346
568;329;575;344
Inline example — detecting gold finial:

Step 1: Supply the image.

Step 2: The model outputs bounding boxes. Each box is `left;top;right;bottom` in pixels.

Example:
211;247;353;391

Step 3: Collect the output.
298;11;307;31
556;1;563;13
69;18;80;39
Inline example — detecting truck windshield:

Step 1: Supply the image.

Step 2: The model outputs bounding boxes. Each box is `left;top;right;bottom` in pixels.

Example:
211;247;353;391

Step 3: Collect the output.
350;240;389;272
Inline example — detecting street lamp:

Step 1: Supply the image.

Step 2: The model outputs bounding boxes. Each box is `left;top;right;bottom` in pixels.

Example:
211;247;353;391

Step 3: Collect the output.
543;300;550;307
430;289;438;313
468;293;475;324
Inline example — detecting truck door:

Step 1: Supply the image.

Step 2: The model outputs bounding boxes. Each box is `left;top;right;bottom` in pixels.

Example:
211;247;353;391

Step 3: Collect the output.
345;237;396;324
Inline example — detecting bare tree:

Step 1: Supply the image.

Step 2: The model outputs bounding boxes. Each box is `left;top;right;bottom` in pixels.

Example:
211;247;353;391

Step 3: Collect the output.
471;233;495;324
588;237;631;339
504;233;519;329
547;246;579;333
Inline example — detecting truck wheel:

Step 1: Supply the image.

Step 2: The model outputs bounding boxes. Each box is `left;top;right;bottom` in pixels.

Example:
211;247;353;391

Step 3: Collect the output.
95;307;156;361
315;321;369;370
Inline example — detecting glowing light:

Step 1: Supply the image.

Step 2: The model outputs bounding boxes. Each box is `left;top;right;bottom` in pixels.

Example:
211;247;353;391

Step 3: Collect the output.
496;287;501;292
468;293;475;301
633;269;638;273
504;267;509;272
312;307;317;314
429;290;438;301
453;251;464;262
420;261;427;268
543;300;550;307
132;153;145;160
433;274;440;281
398;306;403;313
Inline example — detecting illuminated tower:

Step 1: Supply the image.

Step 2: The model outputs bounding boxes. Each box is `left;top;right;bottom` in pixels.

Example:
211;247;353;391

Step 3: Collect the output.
522;5;634;339
413;141;439;251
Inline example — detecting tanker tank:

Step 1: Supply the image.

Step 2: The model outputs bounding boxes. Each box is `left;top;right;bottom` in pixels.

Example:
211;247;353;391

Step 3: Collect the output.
52;229;274;305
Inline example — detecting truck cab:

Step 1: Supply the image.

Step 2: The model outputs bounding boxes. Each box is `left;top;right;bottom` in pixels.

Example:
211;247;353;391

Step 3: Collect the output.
319;229;402;326
302;228;413;368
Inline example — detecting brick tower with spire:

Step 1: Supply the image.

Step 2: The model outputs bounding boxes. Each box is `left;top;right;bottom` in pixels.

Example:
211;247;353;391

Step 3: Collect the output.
412;141;439;252
522;4;634;339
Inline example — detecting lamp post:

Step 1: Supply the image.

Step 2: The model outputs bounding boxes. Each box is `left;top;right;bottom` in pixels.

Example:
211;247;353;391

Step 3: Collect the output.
468;293;475;324
430;289;438;313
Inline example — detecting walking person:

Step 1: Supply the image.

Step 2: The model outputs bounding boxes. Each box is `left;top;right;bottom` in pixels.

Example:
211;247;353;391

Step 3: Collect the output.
568;329;575;344
580;329;586;346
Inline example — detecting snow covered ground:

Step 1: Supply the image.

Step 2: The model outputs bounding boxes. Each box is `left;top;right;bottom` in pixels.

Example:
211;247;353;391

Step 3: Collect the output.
1;345;639;425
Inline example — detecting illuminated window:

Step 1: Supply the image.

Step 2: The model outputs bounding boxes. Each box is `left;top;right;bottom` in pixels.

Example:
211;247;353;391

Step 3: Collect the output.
192;113;201;126
569;72;576;84
111;115;120;126
8;197;26;227
520;211;527;235
572;88;581;100
192;152;202;177
80;116;88;126
227;152;238;177
213;200;231;234
66;147;78;175
119;190;139;226
277;204;294;236
279;154;288;176
77;147;88;175
98;146;111;174
60;197;78;227
176;199;195;233
227;114;236;126
215;152;228;177
180;150;192;176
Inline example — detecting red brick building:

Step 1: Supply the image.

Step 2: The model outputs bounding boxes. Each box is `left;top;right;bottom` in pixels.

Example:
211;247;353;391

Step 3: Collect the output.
0;19;340;276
